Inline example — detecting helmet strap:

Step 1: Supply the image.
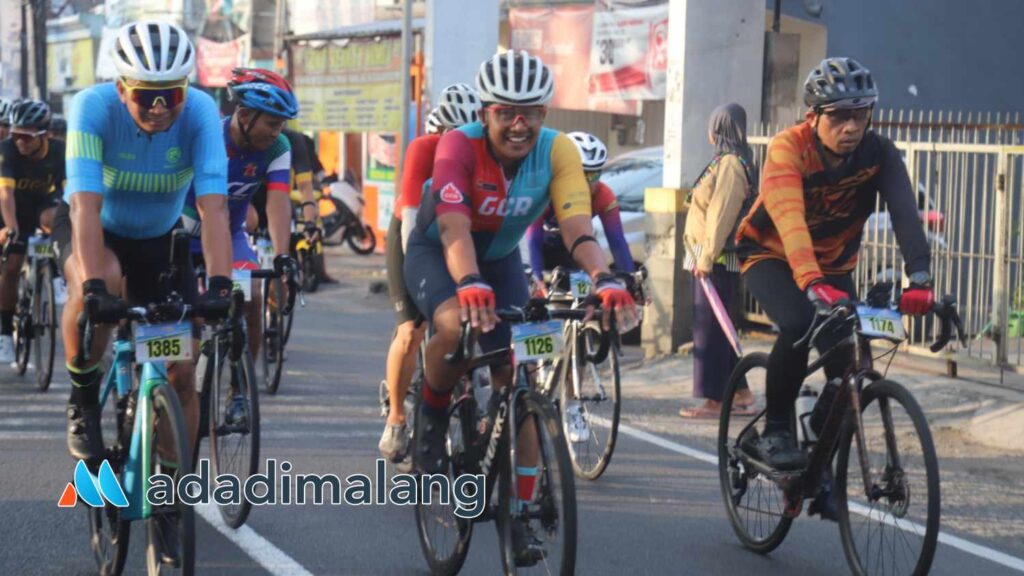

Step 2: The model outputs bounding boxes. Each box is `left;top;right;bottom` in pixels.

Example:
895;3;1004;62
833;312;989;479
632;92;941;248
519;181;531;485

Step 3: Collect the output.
239;108;262;149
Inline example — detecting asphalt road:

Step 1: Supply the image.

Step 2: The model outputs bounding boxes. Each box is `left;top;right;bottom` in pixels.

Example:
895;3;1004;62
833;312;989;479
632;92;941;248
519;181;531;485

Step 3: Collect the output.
1;250;1022;575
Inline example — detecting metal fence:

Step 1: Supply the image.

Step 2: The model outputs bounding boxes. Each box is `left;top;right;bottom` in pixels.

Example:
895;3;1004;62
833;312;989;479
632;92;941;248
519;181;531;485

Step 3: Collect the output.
743;109;1024;370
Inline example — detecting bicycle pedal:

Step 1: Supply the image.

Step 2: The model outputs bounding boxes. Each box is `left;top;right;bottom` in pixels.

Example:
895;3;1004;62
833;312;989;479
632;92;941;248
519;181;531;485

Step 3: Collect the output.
783;494;804;519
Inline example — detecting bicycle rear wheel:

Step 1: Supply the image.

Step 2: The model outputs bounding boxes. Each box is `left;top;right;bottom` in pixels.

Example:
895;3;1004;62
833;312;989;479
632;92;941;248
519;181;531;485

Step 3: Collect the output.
259;277;285;395
836;379;940;576
414;377;474;575
561;322;619;480
33;262;56;391
208;338;260;528
717;352;793;554
147;384;196;575
497;384;576;576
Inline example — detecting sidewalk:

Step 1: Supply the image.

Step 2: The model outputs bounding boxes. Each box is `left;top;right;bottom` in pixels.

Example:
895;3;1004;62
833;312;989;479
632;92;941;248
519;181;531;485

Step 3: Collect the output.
619;336;1024;454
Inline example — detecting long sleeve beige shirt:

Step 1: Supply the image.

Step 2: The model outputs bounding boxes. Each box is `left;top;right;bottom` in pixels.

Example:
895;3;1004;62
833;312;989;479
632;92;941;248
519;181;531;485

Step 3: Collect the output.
683;154;750;274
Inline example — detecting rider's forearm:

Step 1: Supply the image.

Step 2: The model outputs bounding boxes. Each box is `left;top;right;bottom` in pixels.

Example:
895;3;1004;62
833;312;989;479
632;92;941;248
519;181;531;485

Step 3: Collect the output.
299;180;317;223
560;214;609;279
266;191;293;256
0;187;17;234
70;193;106;281
196;195;232;278
439;215;479;283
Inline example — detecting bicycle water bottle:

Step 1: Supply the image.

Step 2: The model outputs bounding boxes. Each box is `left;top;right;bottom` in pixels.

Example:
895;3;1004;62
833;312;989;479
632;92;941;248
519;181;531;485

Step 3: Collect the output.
810;378;841;435
795;386;819;445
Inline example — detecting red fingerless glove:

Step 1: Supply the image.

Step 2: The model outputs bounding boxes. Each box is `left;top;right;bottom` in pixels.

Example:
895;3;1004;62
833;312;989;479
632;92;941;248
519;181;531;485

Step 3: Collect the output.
456;274;495;310
589;273;635;310
899;286;934;316
806;281;849;309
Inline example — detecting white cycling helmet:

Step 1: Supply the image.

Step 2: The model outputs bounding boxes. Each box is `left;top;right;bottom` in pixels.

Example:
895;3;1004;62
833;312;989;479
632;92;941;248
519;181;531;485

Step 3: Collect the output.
475;50;553;106
425;108;444;135
112;21;195;82
437;83;481;128
568;131;608;171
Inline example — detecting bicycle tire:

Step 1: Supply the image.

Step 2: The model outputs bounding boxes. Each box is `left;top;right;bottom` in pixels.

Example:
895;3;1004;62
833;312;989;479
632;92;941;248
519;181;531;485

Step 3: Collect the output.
208;339;260;529
281;293;295;348
89;385;132;576
147;384;196;576
561;322;620;481
13;266;30;375
414;377;474;575
835;379;940;576
34;262;56;391
259;277;285;395
300;249;319;293
497;382;577;576
346;223;377;255
717;352;793;554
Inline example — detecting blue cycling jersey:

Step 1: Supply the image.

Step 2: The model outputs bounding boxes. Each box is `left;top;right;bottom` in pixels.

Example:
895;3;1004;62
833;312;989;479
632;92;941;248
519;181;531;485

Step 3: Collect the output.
64;83;227;239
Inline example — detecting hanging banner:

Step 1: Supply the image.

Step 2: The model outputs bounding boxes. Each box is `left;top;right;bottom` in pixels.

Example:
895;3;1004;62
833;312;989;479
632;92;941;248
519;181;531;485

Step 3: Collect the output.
196;35;246;87
589;3;669;101
0;0;22;97
291;37;403;133
288;0;375;36
509;6;639;115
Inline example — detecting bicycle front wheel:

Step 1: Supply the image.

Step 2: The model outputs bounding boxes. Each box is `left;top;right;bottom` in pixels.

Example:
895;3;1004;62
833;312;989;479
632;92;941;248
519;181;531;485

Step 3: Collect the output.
561;322;619;481
13;267;31;375
147;384;196;575
208;340;260;528
259;277;285;395
717;352;793;554
497;386;576;576
33;262;56;391
836;379;940;576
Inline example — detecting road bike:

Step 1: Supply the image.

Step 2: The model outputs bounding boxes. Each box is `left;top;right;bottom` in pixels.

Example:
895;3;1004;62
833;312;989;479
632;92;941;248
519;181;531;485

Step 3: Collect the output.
718;281;965;575
5;232;58;390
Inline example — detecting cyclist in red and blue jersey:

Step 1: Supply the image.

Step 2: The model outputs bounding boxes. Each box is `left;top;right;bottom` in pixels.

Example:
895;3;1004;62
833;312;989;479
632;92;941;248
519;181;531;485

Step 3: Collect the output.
526;131;635;293
181;68;298;422
57;21;231;565
379;83;481;462
405;50;637;566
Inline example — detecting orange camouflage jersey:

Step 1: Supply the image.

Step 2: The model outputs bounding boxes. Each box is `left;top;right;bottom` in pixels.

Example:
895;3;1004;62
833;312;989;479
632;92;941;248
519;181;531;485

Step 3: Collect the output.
735;120;930;290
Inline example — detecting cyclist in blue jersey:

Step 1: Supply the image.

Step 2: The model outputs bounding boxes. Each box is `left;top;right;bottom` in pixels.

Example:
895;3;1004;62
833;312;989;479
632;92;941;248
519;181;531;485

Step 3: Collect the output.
56;21;231;520
181;68;298;422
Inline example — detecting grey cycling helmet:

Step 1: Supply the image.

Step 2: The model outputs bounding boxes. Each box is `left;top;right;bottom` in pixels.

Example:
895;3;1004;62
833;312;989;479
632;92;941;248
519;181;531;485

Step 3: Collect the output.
0;98;12;126
10;99;50;129
476;50;554;106
803;57;878;110
113;21;195;82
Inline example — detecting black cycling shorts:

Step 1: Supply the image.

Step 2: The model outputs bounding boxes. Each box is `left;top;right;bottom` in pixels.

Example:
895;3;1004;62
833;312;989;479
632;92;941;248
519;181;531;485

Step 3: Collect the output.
386;215;421;324
404;230;529;353
0;193;59;255
52;201;198;308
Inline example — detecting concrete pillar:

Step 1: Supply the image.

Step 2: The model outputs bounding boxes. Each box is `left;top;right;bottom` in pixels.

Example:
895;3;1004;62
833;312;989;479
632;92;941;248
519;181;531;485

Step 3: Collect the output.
643;0;764;357
424;0;499;107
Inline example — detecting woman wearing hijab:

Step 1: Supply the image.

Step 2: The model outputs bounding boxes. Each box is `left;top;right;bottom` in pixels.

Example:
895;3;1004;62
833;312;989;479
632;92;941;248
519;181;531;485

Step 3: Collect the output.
680;103;757;418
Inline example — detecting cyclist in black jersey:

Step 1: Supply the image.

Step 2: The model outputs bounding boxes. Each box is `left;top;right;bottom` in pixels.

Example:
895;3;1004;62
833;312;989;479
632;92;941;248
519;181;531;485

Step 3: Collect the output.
0;99;64;363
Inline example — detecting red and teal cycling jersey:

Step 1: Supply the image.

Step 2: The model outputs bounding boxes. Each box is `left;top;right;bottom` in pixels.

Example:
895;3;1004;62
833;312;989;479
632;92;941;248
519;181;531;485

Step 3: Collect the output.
395;134;440;218
414;122;591;261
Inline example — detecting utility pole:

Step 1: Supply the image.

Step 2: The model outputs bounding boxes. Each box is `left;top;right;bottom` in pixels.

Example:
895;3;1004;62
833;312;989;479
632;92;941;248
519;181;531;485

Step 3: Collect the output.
396;0;412;189
20;0;28;97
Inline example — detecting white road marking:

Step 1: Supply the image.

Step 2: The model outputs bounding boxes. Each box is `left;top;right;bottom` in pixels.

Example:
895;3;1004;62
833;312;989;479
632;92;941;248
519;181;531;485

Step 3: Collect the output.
196;503;314;576
606;418;1024;573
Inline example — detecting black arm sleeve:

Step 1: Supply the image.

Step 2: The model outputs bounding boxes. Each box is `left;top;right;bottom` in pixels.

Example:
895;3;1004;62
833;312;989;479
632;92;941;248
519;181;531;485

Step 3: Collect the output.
877;137;932;275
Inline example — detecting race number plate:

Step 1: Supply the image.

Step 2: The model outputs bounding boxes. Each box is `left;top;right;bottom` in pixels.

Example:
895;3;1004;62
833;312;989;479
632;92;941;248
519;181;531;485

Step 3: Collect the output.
512;320;564;362
29;237;54;259
856;306;906;341
570;271;592;299
232;269;253;301
135;322;193;363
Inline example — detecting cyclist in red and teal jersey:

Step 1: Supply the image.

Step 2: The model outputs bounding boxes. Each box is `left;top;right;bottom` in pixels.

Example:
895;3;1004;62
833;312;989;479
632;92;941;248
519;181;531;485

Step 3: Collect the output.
181;68;299;423
379;83;481;462
405;50;637;566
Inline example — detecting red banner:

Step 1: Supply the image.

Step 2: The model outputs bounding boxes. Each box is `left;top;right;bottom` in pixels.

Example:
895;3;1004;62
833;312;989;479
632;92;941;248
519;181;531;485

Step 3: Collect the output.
196;36;243;87
510;6;640;115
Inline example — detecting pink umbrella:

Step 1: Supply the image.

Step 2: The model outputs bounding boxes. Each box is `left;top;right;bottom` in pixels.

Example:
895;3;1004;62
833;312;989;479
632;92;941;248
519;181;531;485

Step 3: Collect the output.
698;276;743;358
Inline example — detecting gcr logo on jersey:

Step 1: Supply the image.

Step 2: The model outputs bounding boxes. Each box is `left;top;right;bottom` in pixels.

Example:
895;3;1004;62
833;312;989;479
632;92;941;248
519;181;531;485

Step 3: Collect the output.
439;183;464;204
58;460;129;508
479;195;534;217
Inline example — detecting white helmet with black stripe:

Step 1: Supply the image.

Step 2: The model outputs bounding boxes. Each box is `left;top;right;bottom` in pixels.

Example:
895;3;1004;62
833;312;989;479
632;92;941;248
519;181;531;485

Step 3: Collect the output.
475;50;554;106
436;83;481;128
112;21;195;82
424;108;444;135
567;131;608;171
